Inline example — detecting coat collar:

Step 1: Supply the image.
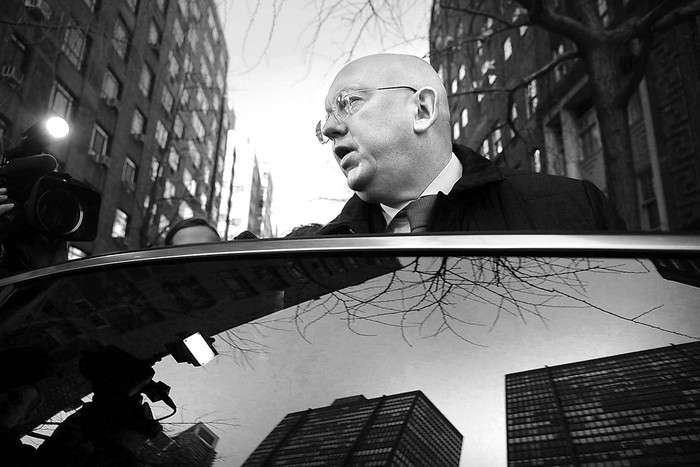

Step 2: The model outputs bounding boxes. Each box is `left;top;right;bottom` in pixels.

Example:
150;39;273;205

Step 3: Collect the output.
319;144;504;235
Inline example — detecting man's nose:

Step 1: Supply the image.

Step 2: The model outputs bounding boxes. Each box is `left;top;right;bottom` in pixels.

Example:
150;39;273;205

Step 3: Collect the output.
322;113;347;142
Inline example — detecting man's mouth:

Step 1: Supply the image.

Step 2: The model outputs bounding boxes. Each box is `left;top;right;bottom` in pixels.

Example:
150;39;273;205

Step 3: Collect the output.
333;146;354;160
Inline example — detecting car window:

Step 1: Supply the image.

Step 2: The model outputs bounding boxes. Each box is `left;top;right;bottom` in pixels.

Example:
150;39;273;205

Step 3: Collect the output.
1;236;698;465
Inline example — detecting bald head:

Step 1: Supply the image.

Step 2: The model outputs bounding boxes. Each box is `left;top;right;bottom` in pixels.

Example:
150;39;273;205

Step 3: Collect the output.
321;53;454;206
330;54;451;134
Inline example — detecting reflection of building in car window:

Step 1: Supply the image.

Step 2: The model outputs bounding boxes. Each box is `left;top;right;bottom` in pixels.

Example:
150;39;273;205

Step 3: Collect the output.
244;390;462;466
506;341;700;466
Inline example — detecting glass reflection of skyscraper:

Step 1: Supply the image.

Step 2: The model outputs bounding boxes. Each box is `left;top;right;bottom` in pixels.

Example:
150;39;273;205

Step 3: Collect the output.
506;341;700;466
243;390;462;466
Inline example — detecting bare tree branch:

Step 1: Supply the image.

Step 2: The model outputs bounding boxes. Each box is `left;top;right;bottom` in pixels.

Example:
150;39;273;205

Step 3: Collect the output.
516;0;597;46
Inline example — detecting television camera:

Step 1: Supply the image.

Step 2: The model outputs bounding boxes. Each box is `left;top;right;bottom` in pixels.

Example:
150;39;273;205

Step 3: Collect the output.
0;117;101;273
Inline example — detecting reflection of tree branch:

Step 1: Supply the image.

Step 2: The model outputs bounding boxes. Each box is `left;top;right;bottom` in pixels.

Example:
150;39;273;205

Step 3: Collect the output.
442;5;513;27
289;256;695;345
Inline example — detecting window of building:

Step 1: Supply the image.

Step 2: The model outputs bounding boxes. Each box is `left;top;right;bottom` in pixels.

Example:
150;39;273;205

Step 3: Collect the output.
180;88;190;108
453;122;460;140
532;149;541;173
504;37;512;60
122;157;137;184
461;108;468;127
190;2;201;21
131;109;145;135
173;115;184;139
159;215;169;234
89;124;109;156
187;28;198;50
481;59;495;78
178;202;193;219
173;19;184;48
164;179;176;199
191;112;205;141
206;141;214;162
526;80;538;117
112;18;130;59
168;147;180;171
112;209;129;238
148;21;161;47
178;0;188;18
168;51;180;78
7;35;29;76
125;0;138;13
139;65;153;97
62;21;88;70
482;139;490;159
200;57;211;88
183;53;193;74
155;120;168;149
203;37;215;64
553;44;568;81
100;69;120;99
188;141;201;168
161;86;174;113
492;128;503;155
183;168;196;195
49;82;74;121
151;157;161;181
598;0;610;26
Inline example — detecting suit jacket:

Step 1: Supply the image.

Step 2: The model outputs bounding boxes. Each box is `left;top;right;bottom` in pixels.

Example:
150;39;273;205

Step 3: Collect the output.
319;144;626;234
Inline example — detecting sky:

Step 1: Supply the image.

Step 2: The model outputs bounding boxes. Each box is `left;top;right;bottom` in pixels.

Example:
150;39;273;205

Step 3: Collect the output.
217;0;432;235
151;255;700;466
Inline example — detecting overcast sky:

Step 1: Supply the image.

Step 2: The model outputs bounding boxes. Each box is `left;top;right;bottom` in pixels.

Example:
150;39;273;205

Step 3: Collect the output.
218;0;431;235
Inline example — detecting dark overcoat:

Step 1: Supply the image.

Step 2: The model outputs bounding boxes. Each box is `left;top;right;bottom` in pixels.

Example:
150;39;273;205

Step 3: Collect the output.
319;144;626;234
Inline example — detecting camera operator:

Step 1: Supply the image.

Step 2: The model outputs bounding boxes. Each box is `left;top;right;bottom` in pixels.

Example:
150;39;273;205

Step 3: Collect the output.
0;348;51;467
0;346;169;467
0;185;68;277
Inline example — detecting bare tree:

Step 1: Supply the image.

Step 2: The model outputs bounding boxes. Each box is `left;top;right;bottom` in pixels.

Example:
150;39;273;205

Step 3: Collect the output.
433;0;700;229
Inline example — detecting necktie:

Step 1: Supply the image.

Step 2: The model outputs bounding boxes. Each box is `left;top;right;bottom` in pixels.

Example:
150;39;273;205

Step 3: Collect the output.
403;195;437;233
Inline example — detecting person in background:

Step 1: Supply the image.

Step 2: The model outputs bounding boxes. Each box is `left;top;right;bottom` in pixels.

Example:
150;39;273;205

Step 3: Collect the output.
286;223;324;238
163;218;221;246
315;53;625;235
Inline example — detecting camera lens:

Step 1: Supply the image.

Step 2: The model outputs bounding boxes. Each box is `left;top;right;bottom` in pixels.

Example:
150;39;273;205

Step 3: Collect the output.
36;188;84;235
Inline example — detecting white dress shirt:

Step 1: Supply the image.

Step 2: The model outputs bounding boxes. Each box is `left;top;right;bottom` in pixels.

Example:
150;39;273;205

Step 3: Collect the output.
382;153;463;233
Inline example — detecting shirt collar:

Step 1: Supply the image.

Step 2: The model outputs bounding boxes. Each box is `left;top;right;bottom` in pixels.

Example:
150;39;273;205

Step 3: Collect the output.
380;152;463;226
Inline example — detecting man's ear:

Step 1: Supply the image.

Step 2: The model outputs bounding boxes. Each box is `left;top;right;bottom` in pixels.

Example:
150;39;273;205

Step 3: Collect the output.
413;87;439;134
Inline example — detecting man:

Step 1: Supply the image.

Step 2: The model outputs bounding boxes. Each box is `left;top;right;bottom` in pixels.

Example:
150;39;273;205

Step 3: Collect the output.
316;53;625;234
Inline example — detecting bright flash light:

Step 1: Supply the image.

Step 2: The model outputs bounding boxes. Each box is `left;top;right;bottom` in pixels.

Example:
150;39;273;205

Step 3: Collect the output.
183;332;217;366
45;116;69;139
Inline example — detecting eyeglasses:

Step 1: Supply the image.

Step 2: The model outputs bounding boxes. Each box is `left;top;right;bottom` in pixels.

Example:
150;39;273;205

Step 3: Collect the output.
315;85;418;144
